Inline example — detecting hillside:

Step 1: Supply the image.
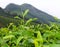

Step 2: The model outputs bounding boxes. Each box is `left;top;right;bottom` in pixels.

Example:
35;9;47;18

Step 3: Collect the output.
4;3;57;24
0;7;19;27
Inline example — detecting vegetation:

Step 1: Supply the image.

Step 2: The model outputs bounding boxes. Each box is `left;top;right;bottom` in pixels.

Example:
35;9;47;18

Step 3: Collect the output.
0;16;20;27
0;9;60;47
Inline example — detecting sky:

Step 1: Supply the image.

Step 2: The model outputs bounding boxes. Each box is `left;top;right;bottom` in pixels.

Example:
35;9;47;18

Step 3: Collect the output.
0;0;60;19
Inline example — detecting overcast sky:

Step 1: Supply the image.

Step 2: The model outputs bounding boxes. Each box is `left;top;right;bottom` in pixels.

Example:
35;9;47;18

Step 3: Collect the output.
0;0;60;19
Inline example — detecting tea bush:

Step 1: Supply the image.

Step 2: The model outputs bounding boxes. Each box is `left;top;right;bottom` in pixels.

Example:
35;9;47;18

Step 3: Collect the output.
0;9;60;47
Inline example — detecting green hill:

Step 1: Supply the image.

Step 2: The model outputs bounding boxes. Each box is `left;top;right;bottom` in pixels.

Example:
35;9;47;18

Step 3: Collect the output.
4;3;57;24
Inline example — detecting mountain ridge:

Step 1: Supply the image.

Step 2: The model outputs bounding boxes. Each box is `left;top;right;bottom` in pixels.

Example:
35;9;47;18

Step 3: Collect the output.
4;3;57;24
0;3;58;27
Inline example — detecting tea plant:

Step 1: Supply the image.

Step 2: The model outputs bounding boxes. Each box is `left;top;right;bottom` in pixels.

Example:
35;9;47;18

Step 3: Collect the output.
0;9;60;47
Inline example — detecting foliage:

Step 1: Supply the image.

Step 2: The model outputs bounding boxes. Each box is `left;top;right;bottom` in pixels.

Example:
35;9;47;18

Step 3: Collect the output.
0;9;60;47
0;16;20;27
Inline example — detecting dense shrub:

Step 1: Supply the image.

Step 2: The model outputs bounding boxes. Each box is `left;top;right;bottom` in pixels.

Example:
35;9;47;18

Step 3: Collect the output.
0;9;60;47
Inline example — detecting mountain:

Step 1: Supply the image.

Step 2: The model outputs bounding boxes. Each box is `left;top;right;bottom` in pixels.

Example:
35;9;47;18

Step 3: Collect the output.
0;7;18;17
0;7;8;16
0;7;19;27
4;3;57;24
